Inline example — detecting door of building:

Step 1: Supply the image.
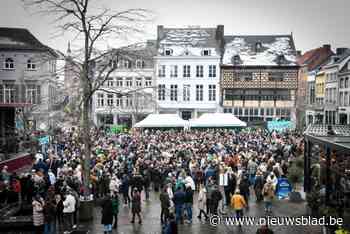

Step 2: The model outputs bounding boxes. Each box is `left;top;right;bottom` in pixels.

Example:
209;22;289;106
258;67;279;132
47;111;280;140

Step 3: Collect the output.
181;111;192;120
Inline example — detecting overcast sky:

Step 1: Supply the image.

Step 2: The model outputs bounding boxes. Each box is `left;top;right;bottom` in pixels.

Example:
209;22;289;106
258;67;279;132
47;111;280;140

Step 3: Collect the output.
1;0;349;54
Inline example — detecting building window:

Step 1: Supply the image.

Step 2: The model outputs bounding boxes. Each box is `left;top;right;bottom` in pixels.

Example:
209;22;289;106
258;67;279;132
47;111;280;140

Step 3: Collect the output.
106;78;114;87
196;65;203;78
97;93;104;107
183;65;191;78
136;60;145;69
202;50;211;56
116;95;122;107
165;49;173;56
123;60;131;69
260;108;265;116
340;78;344;88
158;84;165;101
196;84;203;101
269;72;283;81
170;65;178;78
234;108;238;115
170;84;178;101
345;77;349;88
136;78;142;87
116;77;123;87
4;58;14;69
208;84;216;101
27;59;36;70
183;84;190;101
345;92;349;106
26;86;37;104
158;65;166;77
125;95;132;107
145;77;152;87
107;94;114;106
208;65;216;77
340;92;344;106
125;78;132;87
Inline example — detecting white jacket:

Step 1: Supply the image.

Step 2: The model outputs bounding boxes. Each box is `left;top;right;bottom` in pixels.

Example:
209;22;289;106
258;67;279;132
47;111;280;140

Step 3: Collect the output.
63;194;76;213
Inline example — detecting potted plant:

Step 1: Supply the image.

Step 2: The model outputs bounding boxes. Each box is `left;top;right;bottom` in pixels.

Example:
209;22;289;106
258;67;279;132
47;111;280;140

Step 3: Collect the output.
306;186;321;217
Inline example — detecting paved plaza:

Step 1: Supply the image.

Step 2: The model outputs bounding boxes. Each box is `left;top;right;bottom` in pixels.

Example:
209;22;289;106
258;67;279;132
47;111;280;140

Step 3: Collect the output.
79;191;322;234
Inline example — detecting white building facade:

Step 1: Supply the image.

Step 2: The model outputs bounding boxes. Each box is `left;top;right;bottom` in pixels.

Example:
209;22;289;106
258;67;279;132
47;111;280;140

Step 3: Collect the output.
92;41;157;127
154;26;224;120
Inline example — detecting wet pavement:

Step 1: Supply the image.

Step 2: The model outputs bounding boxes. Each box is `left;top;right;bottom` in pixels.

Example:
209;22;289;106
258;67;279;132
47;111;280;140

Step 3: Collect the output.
77;190;323;234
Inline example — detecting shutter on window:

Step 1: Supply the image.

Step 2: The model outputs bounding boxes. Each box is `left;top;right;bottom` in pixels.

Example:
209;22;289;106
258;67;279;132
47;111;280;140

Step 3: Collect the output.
37;86;41;104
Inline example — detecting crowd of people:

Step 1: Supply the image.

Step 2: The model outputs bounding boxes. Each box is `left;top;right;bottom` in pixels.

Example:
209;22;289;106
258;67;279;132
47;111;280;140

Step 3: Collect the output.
0;127;304;234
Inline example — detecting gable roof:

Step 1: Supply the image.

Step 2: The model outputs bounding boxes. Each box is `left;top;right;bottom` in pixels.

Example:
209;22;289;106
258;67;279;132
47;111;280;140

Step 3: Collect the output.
0;27;58;56
297;46;334;71
157;27;222;56
222;35;298;66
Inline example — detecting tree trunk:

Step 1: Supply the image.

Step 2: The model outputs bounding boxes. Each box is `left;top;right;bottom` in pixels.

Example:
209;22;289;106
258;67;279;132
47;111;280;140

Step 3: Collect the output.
82;94;91;198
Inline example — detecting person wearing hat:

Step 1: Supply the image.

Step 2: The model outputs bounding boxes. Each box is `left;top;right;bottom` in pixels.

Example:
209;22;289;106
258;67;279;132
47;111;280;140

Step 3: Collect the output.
231;189;247;226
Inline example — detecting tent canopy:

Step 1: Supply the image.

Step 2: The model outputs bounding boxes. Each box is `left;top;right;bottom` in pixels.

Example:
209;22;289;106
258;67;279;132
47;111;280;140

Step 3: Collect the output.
189;113;247;128
134;114;188;128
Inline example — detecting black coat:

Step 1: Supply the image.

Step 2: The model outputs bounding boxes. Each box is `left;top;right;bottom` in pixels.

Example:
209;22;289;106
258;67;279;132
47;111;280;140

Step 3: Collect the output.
101;198;114;225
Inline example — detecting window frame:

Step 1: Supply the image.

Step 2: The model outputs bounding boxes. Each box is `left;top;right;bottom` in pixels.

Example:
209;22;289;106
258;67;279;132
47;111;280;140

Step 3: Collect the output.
4;58;15;70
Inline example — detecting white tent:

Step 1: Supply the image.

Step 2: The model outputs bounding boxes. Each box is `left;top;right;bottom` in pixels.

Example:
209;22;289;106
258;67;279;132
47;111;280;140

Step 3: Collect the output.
189;113;247;128
134;114;188;128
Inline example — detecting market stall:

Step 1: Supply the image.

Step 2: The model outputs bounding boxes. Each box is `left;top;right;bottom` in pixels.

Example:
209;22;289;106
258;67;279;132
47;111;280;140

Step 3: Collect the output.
134;114;189;128
189;113;247;128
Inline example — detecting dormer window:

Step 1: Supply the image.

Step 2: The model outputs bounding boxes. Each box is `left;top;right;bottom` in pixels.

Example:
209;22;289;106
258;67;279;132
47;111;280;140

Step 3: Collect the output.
165;49;173;56
276;54;286;65
136;59;145;69
255;42;262;52
202;49;211;56
232;55;241;65
4;58;14;69
27;59;36;70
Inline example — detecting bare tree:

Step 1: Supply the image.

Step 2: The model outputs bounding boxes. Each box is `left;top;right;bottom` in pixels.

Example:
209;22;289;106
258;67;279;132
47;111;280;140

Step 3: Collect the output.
22;0;153;197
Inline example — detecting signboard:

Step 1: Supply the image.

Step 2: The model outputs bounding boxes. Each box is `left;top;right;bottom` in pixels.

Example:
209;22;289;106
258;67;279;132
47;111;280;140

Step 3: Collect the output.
38;136;50;145
109;125;125;134
267;120;295;132
276;177;292;200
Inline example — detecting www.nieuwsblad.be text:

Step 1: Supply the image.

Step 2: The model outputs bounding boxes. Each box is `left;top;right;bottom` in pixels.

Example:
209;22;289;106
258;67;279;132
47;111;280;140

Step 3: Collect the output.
209;215;343;227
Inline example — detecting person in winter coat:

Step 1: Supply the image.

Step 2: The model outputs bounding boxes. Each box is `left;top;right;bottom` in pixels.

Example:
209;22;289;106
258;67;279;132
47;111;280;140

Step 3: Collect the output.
254;171;265;202
160;186;171;224
173;186;185;224
231;189;247;227
184;184;194;223
262;181;275;214
164;213;178;234
197;184;208;220
239;175;250;207
210;185;223;215
224;168;236;206
63;190;76;233
111;193;119;229
32;195;45;234
101;194;113;234
43;197;56;234
131;188;142;224
120;175;130;205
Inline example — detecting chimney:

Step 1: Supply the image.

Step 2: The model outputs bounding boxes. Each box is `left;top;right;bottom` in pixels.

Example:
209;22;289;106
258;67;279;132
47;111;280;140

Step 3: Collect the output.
323;44;331;50
216;25;224;41
157;25;164;41
336;47;347;56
